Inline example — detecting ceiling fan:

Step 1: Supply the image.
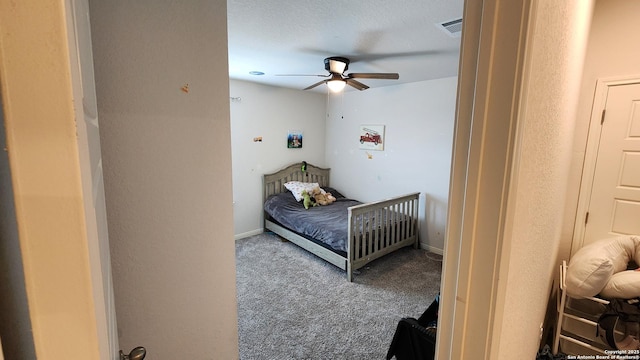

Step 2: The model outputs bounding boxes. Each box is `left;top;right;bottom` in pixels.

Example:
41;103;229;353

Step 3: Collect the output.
281;57;399;92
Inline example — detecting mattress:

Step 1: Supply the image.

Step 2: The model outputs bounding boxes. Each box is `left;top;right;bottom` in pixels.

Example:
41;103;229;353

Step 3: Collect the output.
264;189;361;253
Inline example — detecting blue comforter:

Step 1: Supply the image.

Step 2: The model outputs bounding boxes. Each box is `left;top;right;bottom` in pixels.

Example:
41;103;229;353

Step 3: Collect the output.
264;191;361;253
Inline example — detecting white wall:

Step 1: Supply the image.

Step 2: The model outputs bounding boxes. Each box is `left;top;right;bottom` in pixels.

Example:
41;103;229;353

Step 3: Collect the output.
326;77;457;252
560;0;640;261
229;80;326;238
90;1;239;358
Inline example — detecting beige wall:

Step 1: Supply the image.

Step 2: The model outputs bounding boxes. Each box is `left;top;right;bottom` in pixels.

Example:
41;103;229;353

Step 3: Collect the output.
560;0;640;261
89;0;239;358
492;0;594;357
439;0;594;358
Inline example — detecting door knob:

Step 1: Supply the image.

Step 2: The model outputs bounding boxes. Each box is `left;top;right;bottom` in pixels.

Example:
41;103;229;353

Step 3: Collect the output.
120;346;146;360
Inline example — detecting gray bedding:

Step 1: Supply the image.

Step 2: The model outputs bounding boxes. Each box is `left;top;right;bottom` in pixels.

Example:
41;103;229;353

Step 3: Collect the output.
264;189;361;253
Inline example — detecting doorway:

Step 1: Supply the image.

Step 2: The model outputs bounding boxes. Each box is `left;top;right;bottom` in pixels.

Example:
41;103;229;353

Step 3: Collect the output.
572;77;640;254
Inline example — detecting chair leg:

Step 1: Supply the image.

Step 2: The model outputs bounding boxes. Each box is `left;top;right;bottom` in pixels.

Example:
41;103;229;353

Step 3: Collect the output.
553;284;566;354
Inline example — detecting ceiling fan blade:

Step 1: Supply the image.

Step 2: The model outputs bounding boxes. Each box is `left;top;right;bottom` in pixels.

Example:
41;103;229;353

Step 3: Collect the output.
298;48;448;62
350;50;448;62
345;78;369;91
348;73;399;80
304;80;327;90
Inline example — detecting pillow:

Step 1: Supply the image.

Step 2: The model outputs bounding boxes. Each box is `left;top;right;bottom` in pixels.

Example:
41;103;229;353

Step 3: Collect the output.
600;270;640;299
565;236;638;298
633;235;640;264
283;181;322;202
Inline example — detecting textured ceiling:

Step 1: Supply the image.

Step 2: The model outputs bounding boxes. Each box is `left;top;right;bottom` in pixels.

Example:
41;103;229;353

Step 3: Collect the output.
227;0;464;93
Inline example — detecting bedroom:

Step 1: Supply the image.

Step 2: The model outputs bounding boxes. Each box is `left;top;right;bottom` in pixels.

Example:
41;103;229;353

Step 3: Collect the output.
229;77;457;255
227;0;462;256
2;0;640;359
227;4;459;354
106;0;639;357
226;2;461;356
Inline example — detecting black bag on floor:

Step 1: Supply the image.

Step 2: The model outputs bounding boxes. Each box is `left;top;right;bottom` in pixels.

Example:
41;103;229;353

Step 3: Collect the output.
386;294;439;360
597;298;640;350
536;344;567;360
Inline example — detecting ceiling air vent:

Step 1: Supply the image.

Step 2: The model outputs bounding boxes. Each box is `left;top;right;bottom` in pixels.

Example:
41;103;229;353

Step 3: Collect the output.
438;17;462;37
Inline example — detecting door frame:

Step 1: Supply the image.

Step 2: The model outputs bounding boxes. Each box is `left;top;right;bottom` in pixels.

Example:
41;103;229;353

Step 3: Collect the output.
64;0;116;357
570;74;640;255
0;1;104;358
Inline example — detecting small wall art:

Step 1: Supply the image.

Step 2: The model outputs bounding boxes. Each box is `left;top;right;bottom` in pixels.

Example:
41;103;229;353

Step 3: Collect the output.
287;130;303;149
359;125;384;151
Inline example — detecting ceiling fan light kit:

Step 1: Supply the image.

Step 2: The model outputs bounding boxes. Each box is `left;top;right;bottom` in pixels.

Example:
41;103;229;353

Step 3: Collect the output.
282;56;399;92
327;79;346;92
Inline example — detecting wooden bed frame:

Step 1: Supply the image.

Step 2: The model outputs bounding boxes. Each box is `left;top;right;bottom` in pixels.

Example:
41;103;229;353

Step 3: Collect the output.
263;162;420;282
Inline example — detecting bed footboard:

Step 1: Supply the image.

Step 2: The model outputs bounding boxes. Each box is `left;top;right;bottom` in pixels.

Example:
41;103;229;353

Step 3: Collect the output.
347;192;420;281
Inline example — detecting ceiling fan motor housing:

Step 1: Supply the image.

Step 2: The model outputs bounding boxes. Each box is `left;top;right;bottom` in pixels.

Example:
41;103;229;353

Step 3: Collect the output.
324;56;350;74
300;56;397;91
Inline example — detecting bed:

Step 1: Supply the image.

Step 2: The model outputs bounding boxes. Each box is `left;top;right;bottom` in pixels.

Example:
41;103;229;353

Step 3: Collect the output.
263;162;420;282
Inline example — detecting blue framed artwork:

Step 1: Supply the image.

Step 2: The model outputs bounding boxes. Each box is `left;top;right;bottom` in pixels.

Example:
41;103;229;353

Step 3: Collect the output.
287;130;303;148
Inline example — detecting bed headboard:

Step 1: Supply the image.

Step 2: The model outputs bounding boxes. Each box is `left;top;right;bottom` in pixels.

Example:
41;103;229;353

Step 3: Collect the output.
263;162;330;202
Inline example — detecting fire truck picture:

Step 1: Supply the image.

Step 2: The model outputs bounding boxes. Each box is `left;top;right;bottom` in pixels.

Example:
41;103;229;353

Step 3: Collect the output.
360;132;382;145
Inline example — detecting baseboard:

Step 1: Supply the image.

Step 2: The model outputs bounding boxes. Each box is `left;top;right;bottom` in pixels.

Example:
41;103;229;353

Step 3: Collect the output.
421;241;444;255
234;228;263;241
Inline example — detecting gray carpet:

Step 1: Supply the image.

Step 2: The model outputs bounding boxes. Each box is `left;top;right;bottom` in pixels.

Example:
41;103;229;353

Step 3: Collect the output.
235;232;442;360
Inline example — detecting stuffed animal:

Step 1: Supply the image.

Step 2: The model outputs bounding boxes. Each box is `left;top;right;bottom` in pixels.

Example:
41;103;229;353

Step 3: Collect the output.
301;189;316;209
311;186;336;206
301;187;336;209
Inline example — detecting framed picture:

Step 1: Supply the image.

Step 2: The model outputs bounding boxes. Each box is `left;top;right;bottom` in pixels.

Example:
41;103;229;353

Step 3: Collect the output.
359;125;384;151
287;130;303;148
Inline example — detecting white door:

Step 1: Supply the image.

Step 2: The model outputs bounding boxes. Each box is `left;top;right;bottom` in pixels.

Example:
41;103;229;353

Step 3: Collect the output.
65;0;119;358
574;79;640;251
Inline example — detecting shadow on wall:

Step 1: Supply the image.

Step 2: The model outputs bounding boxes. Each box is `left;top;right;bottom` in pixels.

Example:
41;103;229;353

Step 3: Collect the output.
0;99;37;359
